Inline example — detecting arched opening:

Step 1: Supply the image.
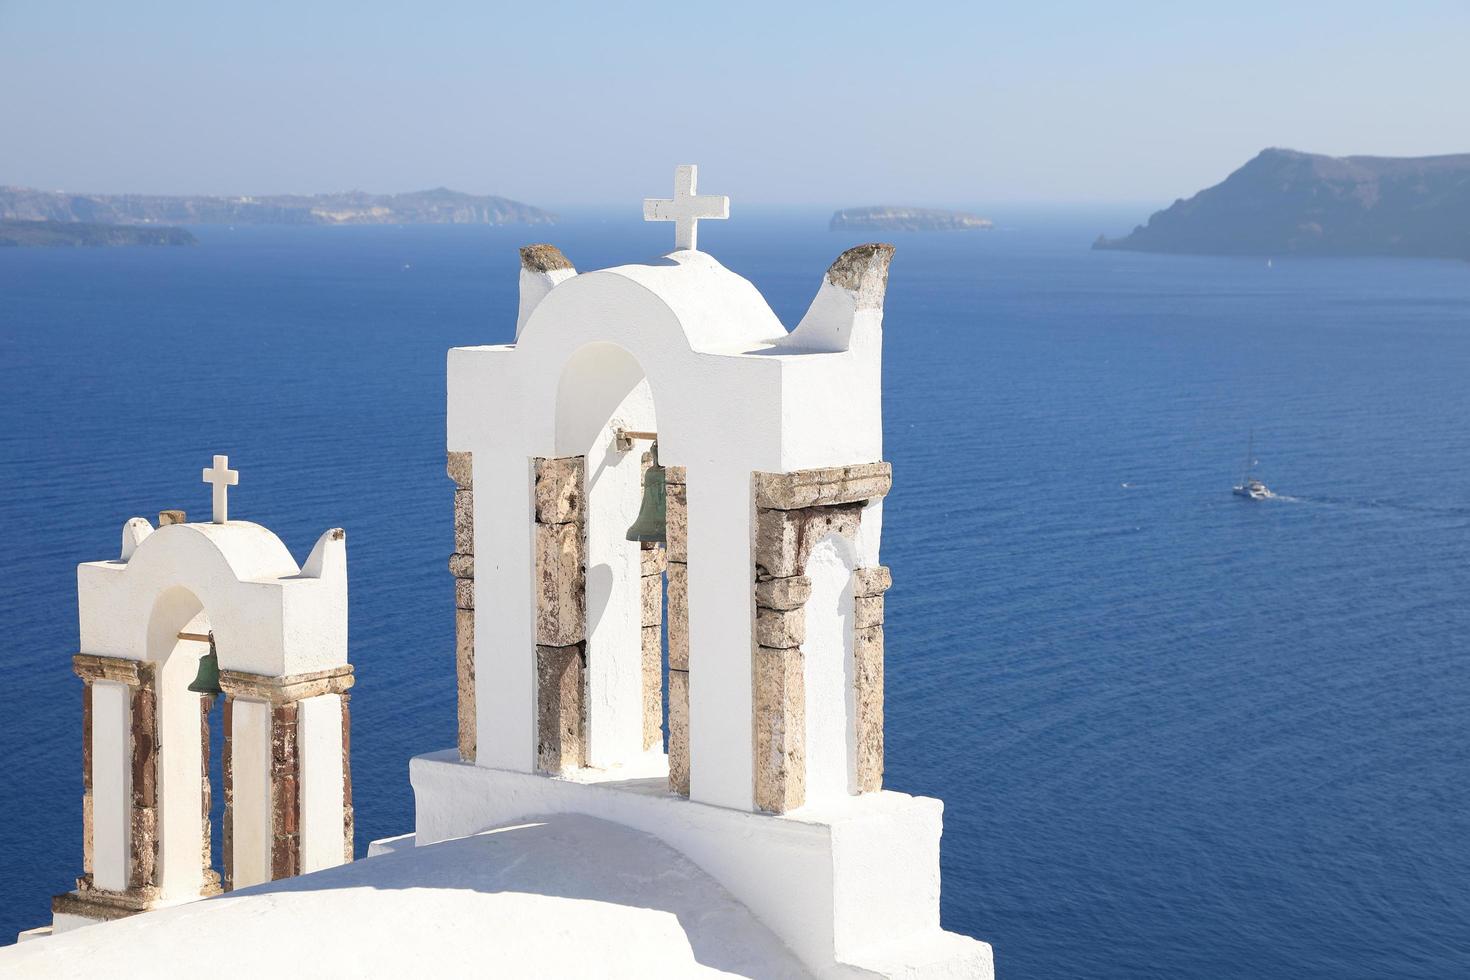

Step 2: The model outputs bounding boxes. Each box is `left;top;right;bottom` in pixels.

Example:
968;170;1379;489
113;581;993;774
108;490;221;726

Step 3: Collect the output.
552;342;666;770
804;535;858;802
145;586;222;900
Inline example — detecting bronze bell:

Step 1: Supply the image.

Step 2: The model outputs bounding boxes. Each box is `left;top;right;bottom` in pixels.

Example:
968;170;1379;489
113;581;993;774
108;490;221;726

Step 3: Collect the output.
625;442;667;544
187;634;222;696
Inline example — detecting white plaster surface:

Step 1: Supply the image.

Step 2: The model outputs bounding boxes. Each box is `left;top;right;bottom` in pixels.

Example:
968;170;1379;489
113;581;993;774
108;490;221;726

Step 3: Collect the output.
410;752;991;978
77;521;347;679
298;693;345;874
229;698;271;889
3;815;816;979
804;537;858;802
565;347;656;767
90;681;130;893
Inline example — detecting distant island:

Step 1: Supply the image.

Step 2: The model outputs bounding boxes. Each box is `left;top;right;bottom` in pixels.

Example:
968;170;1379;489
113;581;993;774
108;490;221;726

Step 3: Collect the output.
830;207;993;232
1094;149;1470;260
0;219;197;247
0;186;556;227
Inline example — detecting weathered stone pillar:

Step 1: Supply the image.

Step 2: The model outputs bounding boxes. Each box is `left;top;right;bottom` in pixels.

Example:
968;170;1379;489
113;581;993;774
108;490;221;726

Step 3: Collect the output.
534;456;586;773
664;464;690;796
127;663;159;894
199;694;220;894
269;701;300;879
853;565;890;793
448;451;475;762
341;693;354;864
80;680;93;881
218;666;355;885
751;463;891;814
640;543;666;751
54;655;159;923
221;696;235;891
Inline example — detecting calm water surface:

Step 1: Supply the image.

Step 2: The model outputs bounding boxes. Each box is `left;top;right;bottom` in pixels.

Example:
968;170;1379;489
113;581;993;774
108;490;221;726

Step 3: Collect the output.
1;214;1467;977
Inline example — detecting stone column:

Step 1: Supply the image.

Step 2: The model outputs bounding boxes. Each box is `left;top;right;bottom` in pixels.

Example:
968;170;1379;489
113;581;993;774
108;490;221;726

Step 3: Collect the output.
54;655;157;922
750;463;891;814
640;543;666;751
341;694;354;864
269;700;300;879
219;666;355;886
127;663;159;894
534;455;586;773
664;465;690;796
199;695;221;895
448;451;475;762
221;696;236;891
853;566;891;793
80;680;93;881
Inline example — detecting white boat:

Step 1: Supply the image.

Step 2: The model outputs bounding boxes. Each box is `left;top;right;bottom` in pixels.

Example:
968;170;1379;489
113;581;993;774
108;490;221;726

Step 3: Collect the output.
1232;431;1271;500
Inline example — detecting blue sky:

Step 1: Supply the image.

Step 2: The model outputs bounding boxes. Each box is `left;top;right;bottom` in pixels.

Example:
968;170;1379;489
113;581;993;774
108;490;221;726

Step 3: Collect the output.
2;1;1467;208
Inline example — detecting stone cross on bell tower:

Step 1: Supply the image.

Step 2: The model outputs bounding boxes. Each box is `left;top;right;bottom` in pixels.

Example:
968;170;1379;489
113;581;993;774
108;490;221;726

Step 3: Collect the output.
643;164;729;251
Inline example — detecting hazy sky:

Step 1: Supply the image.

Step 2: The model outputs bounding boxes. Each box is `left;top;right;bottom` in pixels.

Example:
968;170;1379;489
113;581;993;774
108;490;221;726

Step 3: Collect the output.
2;1;1467;209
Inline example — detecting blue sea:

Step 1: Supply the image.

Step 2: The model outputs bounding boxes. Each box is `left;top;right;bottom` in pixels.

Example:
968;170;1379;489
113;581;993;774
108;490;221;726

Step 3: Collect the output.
2;213;1467;977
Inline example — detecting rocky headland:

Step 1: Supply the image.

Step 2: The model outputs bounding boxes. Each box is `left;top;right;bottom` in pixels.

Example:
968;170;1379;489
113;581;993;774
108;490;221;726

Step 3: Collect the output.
830;206;993;232
0;219;197;247
0;186;556;227
1094;149;1470;260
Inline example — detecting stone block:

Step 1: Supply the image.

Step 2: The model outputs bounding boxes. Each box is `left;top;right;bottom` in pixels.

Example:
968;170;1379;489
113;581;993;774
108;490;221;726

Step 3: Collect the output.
666;561;689;670
665;480;688;563
157;509;187;526
753;462;892;510
641;571;663;626
664;464;687;487
130;806;157;890
756;605;805;649
668;668;690;796
455;577;474;611
640;544;667;577
754;508;801;578
536;643;585;774
798;505;863;565
535;521;585;647
642;625;661;752
854;594;883;629
535;456;583;525
754;574;811;611
854;625;884;793
853;565;892;597
130;685;157;808
446;451;473;490
82;791;94;876
448;552;474;580
753;646;805;813
453;489;474;555
456;608;475;762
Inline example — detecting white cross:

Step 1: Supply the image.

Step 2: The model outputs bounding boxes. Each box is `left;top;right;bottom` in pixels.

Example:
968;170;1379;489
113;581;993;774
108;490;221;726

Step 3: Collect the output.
201;454;239;524
643;164;729;252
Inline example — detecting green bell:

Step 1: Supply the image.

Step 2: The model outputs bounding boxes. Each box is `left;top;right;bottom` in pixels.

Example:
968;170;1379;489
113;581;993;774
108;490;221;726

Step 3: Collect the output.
625;442;667;544
188;641;222;696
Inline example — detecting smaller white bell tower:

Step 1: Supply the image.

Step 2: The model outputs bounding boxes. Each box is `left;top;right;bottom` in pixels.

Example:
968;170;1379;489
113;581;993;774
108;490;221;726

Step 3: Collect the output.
52;458;355;933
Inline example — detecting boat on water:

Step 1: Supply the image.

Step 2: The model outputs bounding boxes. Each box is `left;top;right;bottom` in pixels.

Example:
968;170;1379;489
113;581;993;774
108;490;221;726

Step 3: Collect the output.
1232;431;1272;500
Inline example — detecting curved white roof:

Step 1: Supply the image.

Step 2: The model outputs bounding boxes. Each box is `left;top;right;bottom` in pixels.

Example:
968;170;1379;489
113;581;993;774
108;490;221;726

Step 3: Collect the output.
7;815;808;978
526;250;787;355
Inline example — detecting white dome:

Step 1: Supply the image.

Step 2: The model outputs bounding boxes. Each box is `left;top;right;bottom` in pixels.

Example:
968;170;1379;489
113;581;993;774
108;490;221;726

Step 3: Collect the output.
7;815;808;979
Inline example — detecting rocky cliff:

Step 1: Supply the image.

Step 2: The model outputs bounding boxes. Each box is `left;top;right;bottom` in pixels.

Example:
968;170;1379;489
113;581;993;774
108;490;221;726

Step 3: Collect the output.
830;207;992;232
0;219;197;247
1095;149;1470;259
0;186;556;227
